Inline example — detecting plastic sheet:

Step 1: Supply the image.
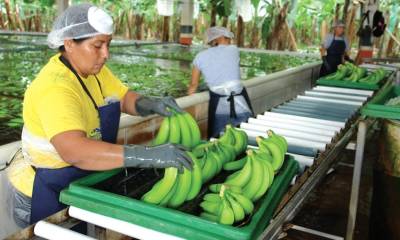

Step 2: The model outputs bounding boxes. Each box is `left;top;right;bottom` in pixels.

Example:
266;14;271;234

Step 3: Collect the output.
157;0;174;16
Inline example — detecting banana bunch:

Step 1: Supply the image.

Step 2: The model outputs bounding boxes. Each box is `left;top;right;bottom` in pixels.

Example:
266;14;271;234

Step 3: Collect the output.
142;152;202;207
256;130;288;173
199;184;254;225
219;124;248;156
194;141;236;183
153;111;201;149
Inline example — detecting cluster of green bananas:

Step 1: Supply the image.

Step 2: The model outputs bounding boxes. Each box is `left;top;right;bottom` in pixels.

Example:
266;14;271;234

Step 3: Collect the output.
199;130;288;225
141;152;203;207
153;111;201;149
199;184;254;225
218;124;248;156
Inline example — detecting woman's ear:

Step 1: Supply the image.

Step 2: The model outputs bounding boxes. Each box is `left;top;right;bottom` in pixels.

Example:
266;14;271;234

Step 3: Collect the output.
63;39;74;53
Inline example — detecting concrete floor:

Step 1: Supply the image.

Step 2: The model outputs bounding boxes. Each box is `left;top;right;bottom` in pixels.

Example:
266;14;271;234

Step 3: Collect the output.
281;133;400;240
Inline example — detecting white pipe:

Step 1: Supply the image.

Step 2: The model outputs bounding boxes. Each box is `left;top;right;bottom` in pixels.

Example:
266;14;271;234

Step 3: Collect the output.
313;86;374;96
240;123;332;143
297;96;363;106
248;118;336;137
256;114;341;132
0;141;21;166
288;153;314;167
34;221;95;240
263;112;345;127
304;91;368;101
242;128;326;151
69;207;184;240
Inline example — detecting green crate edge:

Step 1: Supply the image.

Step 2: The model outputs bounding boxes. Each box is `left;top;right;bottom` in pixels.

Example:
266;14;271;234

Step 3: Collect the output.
60;157;299;240
317;79;380;90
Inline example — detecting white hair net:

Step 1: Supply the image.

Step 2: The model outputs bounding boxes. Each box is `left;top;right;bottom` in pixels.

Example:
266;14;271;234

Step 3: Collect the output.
206;26;234;43
47;3;114;49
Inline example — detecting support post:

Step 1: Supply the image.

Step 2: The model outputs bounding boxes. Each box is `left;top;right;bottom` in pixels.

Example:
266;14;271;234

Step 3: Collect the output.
179;0;194;45
56;0;69;15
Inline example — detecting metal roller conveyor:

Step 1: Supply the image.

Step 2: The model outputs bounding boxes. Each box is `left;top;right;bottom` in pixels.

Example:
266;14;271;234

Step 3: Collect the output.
290;98;359;110
304;91;368;101
297;95;363;106
308;88;372;97
287;99;358;112
263;112;345;127
248;118;337;137
277;105;351;119
242;128;325;152
256;114;342;132
303;92;368;104
271;108;346;122
284;102;356;115
313;86;374;96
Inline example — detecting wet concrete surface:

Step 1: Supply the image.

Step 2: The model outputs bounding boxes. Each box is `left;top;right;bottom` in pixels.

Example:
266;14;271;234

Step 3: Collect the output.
282;135;380;240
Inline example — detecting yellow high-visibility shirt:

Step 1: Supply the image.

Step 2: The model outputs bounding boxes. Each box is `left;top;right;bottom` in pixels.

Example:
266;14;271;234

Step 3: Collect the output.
8;53;128;197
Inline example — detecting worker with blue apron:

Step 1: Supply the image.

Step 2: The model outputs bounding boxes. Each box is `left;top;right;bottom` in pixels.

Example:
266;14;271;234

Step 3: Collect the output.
188;26;254;138
7;3;192;228
320;20;351;77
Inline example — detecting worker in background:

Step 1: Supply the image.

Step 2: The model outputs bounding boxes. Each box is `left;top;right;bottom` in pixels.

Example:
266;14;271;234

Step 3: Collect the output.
188;27;254;138
319;20;352;77
7;4;192;228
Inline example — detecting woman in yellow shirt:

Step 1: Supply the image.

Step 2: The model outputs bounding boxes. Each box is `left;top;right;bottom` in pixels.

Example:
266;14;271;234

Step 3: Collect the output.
8;3;192;227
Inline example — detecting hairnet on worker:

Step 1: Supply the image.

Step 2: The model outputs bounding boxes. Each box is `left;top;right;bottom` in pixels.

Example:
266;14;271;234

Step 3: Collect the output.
206;26;234;44
47;3;114;49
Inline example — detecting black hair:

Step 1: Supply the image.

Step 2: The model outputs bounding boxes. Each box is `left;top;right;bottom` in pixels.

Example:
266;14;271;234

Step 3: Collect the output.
58;37;90;52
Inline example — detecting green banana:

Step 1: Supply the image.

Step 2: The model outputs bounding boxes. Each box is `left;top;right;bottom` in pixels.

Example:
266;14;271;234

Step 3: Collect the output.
168;114;181;144
225;150;253;187
267;130;287;152
219;125;235;145
267;131;285;154
168;167;192;208
200;212;218;222
231;127;247;155
192;141;214;158
142;168;178;204
223;156;247;171
203;193;222;202
226;193;245;222
264;159;274;187
258;138;284;172
176;112;192;148
153;117;170;145
186;152;203;201
243;154;264;200
208;146;224;173
214;143;228;164
201;151;218;183
226;170;240;181
218;198;235;225
227;191;254;215
200;201;221;213
252;158;270;201
209;184;243;194
159;180;178;206
182;112;201;148
218;142;236;162
256;136;272;155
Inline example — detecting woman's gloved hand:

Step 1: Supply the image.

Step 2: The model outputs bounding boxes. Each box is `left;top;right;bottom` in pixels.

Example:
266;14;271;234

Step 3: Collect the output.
135;96;183;117
123;143;193;172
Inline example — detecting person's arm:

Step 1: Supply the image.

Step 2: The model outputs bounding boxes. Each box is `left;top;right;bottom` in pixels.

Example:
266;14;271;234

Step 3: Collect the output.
120;90;141;115
51;130;124;170
51;130;193;172
188;67;201;95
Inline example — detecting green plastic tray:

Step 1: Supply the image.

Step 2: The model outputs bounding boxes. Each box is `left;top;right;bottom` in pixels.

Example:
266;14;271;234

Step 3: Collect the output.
60;157;299;240
361;85;400;119
317;69;391;90
317;78;382;90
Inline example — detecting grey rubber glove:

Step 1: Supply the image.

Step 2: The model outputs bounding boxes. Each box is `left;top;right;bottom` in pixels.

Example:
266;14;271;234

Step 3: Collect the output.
322;56;332;73
123;143;193;172
135;96;183;117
